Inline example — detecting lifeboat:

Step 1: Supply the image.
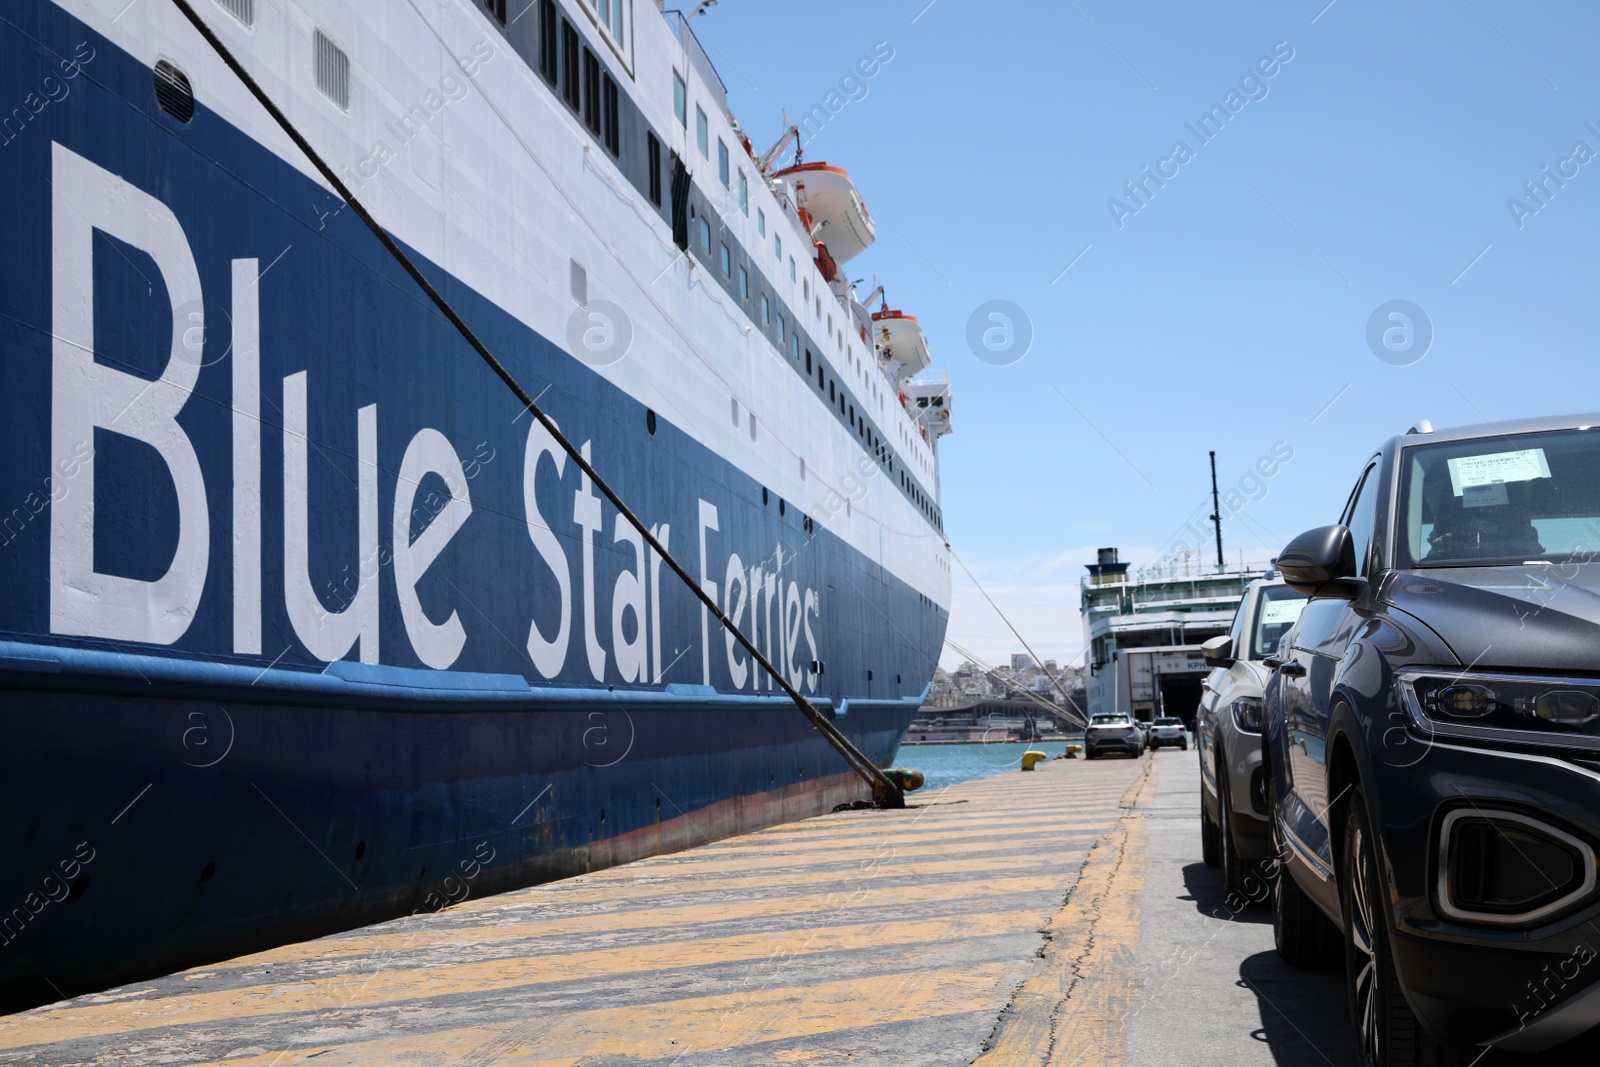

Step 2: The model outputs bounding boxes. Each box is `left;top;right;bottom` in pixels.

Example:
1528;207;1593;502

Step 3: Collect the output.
772;162;876;265
871;308;931;378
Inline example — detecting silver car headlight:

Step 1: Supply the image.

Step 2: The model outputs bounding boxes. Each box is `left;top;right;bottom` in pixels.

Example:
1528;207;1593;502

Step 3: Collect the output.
1231;697;1264;733
1398;668;1600;751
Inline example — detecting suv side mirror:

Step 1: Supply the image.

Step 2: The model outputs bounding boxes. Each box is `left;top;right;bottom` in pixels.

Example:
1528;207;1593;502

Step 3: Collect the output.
1278;524;1361;598
1200;634;1235;669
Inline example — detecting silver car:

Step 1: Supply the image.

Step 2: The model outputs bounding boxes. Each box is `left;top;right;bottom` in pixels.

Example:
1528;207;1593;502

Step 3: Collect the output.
1084;713;1143;759
1196;578;1307;897
1148;716;1188;750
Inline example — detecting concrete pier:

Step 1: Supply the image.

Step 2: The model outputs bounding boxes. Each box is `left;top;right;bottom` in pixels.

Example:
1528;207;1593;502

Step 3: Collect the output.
0;757;1155;1066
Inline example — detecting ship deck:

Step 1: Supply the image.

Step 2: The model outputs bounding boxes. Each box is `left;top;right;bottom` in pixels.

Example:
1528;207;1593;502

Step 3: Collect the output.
0;758;1155;1066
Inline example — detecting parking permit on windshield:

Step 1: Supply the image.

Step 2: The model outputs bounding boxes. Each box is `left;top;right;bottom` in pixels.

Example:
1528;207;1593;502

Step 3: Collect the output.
1447;448;1551;496
1261;598;1307;624
1462;483;1509;508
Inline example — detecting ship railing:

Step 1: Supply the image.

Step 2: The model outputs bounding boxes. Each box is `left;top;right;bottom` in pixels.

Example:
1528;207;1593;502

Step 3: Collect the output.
664;11;728;115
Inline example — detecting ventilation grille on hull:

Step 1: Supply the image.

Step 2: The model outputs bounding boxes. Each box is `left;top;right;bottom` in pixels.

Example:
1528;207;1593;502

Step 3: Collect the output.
314;30;349;111
153;61;194;123
214;0;253;26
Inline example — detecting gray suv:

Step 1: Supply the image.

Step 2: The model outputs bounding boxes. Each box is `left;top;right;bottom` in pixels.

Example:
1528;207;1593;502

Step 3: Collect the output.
1197;578;1307;898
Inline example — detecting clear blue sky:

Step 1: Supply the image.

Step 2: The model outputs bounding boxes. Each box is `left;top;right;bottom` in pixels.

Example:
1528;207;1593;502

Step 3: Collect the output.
693;0;1600;669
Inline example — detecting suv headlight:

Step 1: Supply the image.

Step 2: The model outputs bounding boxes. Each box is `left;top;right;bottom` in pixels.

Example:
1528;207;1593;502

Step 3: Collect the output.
1231;697;1264;733
1399;669;1600;750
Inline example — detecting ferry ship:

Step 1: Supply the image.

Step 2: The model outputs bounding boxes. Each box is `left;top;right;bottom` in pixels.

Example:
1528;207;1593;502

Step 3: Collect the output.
1081;548;1263;726
0;0;953;1009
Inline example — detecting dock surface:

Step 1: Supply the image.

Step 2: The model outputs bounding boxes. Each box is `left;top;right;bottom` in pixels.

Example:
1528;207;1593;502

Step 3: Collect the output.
1;755;1154;1066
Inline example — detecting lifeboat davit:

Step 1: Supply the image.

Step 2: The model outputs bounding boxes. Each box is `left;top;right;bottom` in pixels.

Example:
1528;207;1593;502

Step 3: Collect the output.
872;308;931;378
772;162;876;265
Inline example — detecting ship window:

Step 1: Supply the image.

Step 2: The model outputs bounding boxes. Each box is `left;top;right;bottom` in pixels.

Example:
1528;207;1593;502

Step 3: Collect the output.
602;75;620;156
696;105;708;158
586;0;624;46
789;257;796;282
720;243;731;277
646;132;662;205
751;416;758;442
216;0;253;26
790;335;800;359
483;0;506;23
758;209;766;237
582;49;601;132
817;366;824;389
699;217;710;253
718;140;729;187
805;350;812;373
829;381;835;402
731;398;739;426
313;30;349;111
739;169;748;215
761;294;769;324
538;1;558;84
669;152;689;249
739;265;749;299
561;20;580;110
673;70;686;126
777;315;785;343
774;234;782;261
803;278;810;301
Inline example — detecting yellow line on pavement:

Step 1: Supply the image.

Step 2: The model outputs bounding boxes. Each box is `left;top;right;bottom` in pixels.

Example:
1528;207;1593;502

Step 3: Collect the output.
0;911;1039;1050
971;758;1156;1067
180;962;1021;1067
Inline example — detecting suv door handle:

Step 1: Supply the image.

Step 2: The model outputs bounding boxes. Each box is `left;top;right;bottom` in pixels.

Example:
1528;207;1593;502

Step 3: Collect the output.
1275;661;1307;678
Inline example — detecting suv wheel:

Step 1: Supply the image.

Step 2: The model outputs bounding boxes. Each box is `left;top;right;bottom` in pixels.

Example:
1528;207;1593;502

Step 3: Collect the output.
1269;777;1339;968
1219;770;1257;900
1343;790;1468;1067
1200;754;1221;868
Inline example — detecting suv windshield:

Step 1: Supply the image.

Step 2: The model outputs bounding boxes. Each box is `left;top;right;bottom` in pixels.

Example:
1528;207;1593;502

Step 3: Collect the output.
1154;718;1181;726
1090;715;1127;725
1399;428;1600;568
1253;584;1308;658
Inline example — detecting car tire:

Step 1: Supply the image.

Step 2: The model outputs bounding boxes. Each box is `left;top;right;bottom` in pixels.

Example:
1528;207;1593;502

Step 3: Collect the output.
1219;770;1261;902
1201;793;1221;868
1269;778;1340;969
1180;739;1188;751
1343;790;1469;1067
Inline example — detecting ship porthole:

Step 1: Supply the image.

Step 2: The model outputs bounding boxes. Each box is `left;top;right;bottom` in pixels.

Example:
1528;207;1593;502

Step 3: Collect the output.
778;498;786;516
646;409;657;436
153;61;195;123
199;860;216;883
354;840;366;860
762;487;769;506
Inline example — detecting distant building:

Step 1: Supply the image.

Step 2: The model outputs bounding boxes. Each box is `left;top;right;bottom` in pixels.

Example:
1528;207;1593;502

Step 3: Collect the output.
1081;547;1266;726
905;698;1080;743
924;658;1087;718
1009;653;1035;671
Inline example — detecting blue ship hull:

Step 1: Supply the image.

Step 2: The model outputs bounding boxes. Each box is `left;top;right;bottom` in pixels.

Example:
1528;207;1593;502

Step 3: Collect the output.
0;4;947;1010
